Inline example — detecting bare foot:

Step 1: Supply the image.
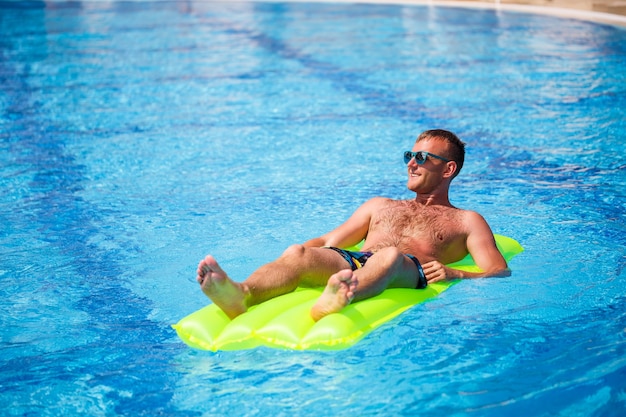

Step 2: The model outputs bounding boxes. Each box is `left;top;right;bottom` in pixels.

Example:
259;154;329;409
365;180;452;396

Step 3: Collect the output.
196;255;249;319
310;269;358;321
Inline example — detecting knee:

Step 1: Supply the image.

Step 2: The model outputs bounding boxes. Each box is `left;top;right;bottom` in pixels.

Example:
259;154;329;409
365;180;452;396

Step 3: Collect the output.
280;244;307;260
375;247;405;267
278;244;315;273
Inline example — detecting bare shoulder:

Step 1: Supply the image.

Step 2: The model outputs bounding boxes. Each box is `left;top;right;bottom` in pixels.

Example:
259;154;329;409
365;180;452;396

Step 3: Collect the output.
460;209;488;225
369;196;395;205
458;209;496;237
346;196;395;226
362;196;395;211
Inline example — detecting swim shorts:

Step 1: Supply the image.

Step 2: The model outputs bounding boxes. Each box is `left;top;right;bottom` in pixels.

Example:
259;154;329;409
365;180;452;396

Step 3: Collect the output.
324;247;373;270
324;247;428;289
405;254;428;289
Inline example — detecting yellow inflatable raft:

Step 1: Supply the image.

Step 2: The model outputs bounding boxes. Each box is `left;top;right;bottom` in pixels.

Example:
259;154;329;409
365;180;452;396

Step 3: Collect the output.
173;234;523;351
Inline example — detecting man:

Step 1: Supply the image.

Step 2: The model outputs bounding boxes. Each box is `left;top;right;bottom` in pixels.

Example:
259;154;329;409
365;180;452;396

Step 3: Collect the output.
197;129;509;321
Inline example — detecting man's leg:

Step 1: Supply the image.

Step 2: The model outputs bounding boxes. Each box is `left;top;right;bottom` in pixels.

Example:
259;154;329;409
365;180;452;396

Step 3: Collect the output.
350;247;422;300
197;244;349;319
310;247;420;320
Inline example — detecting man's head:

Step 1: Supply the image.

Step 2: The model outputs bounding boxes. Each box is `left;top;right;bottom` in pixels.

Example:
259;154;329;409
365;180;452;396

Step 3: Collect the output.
405;129;466;196
415;129;465;179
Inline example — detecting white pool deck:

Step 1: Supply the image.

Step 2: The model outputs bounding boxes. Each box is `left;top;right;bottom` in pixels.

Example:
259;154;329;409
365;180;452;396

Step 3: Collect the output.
274;0;626;26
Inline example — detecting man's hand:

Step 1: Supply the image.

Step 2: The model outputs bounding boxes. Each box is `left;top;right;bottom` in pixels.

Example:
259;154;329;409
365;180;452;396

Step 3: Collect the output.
422;260;459;283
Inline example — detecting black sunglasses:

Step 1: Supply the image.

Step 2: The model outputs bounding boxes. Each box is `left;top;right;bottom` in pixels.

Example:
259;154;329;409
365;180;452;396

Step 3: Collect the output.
403;151;450;165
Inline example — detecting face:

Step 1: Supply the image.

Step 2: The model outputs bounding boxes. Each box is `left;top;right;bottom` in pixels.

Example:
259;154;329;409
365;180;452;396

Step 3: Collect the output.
406;138;453;194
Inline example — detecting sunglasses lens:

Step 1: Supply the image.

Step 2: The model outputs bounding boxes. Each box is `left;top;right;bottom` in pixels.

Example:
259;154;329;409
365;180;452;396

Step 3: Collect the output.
404;151;427;165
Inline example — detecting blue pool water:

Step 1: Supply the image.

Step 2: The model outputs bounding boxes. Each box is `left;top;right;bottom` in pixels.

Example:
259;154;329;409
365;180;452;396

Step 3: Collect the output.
1;0;625;415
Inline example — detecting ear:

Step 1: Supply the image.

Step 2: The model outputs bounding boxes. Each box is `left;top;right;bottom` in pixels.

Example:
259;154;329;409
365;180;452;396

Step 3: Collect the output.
442;161;457;179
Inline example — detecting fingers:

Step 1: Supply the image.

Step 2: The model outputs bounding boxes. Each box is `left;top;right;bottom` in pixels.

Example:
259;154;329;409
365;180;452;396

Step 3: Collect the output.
421;260;447;283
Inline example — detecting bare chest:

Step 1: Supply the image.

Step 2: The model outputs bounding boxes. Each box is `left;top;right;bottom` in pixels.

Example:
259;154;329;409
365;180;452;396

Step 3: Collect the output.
366;202;467;261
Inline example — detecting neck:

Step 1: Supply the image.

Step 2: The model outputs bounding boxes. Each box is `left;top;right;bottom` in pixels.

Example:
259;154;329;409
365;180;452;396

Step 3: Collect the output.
413;191;452;207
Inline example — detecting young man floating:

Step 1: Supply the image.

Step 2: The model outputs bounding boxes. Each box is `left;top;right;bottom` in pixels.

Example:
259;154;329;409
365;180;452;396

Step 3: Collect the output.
197;129;509;321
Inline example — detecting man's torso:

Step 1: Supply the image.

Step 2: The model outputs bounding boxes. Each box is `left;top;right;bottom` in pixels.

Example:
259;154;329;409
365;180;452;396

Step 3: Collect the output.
362;199;470;263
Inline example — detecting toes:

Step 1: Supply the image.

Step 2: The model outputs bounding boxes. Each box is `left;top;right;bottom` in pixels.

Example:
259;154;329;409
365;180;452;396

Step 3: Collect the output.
197;255;222;276
203;255;227;275
333;269;353;284
349;276;358;289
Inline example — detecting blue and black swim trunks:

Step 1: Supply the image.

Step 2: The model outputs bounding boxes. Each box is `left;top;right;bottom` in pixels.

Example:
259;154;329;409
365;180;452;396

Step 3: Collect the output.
324;247;427;289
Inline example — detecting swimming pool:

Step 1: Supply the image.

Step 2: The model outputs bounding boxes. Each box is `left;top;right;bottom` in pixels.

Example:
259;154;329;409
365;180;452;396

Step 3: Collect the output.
1;0;625;415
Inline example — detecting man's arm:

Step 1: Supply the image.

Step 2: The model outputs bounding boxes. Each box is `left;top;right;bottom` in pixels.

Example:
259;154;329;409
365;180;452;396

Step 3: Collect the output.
302;197;388;249
423;211;510;282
